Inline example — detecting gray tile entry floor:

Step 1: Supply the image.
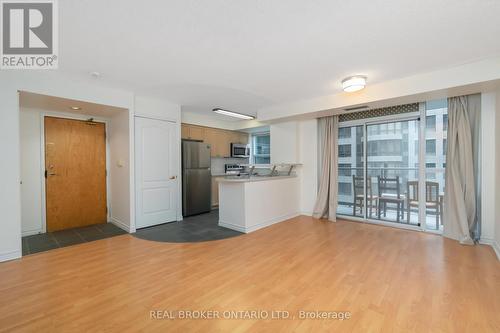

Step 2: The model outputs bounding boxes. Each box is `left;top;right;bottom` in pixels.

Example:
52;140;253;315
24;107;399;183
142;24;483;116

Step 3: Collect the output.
133;209;243;243
22;223;127;255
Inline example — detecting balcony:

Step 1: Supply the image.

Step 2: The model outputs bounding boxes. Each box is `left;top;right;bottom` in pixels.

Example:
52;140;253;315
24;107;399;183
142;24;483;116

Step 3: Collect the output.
337;167;445;231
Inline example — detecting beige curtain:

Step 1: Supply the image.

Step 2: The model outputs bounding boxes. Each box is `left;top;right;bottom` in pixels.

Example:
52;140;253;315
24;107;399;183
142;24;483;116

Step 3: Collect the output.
443;94;480;244
312;116;339;221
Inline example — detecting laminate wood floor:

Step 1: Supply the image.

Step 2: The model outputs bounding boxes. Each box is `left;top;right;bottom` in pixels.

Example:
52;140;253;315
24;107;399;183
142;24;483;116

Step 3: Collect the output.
1;216;499;332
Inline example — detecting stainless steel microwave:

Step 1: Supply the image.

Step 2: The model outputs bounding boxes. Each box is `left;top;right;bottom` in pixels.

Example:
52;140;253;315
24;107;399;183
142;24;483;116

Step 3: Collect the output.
231;143;250;158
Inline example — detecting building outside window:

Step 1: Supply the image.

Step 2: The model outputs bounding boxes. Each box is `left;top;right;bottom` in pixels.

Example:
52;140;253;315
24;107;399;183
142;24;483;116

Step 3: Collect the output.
251;133;270;164
426;139;436;154
426;115;436;130
338;144;352;157
339;127;351;139
338;163;352;177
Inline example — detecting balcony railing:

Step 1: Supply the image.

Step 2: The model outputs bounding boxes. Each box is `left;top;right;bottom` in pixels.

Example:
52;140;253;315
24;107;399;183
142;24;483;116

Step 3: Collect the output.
337;167;445;230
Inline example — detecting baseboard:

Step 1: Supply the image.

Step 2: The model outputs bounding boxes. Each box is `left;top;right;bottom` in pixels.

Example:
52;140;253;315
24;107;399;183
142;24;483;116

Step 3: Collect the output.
219;212;300;234
0;249;22;263
110;217;132;233
479;238;500;261
22;229;43;237
491;241;500;262
300;211;313;217
219;221;247;233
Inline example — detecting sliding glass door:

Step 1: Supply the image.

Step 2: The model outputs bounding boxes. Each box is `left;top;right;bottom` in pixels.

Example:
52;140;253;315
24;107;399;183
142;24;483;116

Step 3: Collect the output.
366;119;420;225
336;100;448;233
337;126;364;217
423;100;448;231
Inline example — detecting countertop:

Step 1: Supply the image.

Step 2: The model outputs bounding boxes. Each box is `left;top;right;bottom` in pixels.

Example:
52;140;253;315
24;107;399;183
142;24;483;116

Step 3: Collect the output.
211;173;227;177
216;175;297;183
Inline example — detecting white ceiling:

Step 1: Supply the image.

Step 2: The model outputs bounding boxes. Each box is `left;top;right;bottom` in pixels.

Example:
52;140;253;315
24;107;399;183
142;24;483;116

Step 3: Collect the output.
59;0;500;118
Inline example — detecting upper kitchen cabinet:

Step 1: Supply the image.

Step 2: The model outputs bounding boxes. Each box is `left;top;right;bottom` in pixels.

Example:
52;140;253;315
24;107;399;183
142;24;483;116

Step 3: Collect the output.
181;124;204;140
181;123;249;158
238;132;249;144
213;130;230;158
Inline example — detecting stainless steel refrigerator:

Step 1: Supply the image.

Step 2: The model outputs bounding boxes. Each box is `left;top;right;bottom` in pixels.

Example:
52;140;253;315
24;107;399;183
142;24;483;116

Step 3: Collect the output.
182;140;212;216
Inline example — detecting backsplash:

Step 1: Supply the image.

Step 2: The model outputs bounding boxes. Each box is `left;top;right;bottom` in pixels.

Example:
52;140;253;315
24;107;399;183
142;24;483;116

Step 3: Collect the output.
211;157;249;175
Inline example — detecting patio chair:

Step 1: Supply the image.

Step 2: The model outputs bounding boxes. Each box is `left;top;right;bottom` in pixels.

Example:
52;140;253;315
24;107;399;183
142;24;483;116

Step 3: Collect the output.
377;176;405;223
352;175;378;217
406;181;441;228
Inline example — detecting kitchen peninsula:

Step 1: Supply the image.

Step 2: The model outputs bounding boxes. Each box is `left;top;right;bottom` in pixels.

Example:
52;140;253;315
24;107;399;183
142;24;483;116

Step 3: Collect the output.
218;164;301;233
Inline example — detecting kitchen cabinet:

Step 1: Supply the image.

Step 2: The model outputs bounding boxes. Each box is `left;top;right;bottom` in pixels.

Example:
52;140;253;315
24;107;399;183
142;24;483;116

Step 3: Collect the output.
182;123;248;158
211;176;223;207
238;132;249;144
181;124;204;140
181;124;190;139
214;130;230;157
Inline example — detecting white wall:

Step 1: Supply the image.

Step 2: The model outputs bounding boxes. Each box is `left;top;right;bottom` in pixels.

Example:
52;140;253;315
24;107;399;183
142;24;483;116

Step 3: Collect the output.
20;109;43;235
480;93;496;245
270;121;299;164
269;119;318;215
298;119;318;215
495;89;500;259
136;95;181;122
108;111;132;231
0;85;22;262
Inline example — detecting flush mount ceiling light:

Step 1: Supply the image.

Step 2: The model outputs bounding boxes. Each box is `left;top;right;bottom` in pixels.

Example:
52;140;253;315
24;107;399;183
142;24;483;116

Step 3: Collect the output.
70;106;82;110
212;108;255;120
342;76;367;92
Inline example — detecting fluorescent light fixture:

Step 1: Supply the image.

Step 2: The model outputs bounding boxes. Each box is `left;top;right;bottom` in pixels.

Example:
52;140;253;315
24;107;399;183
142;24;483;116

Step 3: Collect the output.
342;76;367;92
70;106;82;110
212;108;255;120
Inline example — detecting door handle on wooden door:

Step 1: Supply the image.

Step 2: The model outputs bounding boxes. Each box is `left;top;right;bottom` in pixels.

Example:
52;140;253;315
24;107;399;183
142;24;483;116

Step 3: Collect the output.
45;170;58;178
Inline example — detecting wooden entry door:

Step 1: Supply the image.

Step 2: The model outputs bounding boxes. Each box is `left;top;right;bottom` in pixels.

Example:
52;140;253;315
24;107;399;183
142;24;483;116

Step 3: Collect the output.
44;117;107;232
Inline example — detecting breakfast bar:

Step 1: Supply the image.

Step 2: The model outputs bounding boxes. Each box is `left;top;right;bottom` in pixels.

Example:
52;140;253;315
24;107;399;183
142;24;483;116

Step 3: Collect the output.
217;165;300;233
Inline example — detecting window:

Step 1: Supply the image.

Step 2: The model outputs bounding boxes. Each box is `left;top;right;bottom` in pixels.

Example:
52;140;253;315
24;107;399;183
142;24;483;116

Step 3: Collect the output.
251;133;270;164
338;163;352;177
339;127;351;139
335;99;453;232
338;144;352;158
426;115;436;130
367;139;402;156
338;182;351;196
426;163;436;179
426;139;436;155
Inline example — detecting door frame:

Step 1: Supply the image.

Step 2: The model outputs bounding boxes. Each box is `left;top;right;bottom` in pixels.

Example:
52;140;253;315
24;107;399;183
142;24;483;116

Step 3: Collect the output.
40;112;111;233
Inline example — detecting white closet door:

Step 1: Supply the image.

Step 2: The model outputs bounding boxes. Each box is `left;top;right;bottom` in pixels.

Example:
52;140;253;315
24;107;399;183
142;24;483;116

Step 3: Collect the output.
135;117;178;228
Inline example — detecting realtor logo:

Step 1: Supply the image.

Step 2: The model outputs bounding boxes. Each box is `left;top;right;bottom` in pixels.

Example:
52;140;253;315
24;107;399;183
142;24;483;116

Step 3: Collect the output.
1;0;58;69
